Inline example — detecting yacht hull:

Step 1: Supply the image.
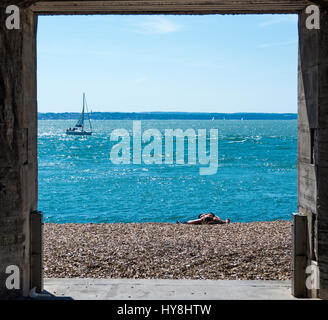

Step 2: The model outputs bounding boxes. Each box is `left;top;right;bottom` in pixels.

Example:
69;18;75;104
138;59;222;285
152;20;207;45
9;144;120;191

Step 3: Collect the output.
66;130;92;136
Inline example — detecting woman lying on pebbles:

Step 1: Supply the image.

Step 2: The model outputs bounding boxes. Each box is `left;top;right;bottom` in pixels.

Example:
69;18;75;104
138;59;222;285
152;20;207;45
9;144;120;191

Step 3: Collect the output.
177;212;231;225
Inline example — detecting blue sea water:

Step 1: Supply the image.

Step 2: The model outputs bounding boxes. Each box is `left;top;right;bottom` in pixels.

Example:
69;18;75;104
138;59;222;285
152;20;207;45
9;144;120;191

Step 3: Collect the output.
38;120;297;224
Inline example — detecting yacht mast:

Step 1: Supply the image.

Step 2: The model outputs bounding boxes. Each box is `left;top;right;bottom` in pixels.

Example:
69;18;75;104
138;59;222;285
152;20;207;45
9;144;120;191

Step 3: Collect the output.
81;93;85;131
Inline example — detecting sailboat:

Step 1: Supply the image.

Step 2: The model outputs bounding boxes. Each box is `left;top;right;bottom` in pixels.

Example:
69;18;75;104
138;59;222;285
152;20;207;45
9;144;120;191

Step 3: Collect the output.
66;93;92;136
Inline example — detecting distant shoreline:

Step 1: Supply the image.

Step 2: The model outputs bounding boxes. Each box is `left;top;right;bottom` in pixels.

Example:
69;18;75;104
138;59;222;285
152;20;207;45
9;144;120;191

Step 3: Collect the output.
38;112;297;121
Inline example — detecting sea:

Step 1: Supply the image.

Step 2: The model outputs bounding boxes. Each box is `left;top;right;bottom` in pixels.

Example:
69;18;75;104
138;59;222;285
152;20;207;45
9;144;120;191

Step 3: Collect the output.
38;120;297;224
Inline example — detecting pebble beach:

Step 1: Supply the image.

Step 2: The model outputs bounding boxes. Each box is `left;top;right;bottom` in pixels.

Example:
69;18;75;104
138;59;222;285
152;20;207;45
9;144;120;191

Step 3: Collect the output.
43;220;292;280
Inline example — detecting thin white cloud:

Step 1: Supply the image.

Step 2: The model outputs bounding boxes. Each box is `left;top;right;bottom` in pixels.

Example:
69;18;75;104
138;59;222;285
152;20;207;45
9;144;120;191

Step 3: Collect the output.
258;39;297;48
133;17;181;34
136;76;148;83
258;15;298;28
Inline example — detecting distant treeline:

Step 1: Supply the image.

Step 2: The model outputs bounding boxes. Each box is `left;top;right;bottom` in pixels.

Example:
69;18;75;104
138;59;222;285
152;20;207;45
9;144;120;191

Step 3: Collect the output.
38;112;297;120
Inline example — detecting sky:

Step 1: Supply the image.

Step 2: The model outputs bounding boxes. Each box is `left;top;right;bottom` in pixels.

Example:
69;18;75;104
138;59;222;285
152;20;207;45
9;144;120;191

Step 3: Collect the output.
37;14;298;113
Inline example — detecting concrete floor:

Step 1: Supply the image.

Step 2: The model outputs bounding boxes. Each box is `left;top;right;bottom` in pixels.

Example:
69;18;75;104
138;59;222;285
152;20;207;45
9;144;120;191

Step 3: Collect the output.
41;278;304;300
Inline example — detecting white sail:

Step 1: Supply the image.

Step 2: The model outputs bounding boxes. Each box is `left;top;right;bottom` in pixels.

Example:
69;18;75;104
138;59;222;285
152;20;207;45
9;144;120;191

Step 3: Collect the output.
75;93;85;127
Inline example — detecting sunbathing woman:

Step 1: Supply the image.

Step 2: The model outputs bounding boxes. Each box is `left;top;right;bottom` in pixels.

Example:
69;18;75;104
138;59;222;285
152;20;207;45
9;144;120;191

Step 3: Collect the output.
177;213;230;225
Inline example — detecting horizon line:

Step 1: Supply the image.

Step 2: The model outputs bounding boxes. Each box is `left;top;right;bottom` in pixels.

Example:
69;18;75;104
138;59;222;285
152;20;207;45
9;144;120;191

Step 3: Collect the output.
38;111;297;114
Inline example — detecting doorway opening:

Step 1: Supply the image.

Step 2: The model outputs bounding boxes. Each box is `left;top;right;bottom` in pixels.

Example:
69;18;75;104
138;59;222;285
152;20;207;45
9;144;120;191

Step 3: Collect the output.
37;14;298;283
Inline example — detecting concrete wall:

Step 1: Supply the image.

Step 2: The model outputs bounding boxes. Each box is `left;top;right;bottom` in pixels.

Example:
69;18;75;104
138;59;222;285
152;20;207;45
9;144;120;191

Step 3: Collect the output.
0;6;37;299
298;8;328;299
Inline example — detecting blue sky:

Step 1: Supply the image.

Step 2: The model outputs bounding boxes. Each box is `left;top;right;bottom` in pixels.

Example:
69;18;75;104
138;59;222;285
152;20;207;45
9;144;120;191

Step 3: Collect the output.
37;14;298;113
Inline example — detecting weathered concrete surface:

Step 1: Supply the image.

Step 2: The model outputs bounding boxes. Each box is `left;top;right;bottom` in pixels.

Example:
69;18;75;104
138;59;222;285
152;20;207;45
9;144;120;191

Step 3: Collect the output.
43;279;302;300
31;0;313;15
0;7;37;299
298;8;328;299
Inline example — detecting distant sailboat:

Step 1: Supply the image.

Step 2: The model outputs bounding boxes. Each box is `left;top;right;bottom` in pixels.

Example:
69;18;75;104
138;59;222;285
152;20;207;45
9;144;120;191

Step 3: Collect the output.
66;93;92;136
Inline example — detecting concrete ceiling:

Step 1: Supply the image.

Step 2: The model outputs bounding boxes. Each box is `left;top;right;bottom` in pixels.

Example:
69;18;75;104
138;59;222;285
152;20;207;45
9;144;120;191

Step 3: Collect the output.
27;0;324;15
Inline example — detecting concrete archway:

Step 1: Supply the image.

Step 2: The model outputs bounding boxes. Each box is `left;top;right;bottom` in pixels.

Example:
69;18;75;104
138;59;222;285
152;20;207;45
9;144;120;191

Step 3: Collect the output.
0;0;327;299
